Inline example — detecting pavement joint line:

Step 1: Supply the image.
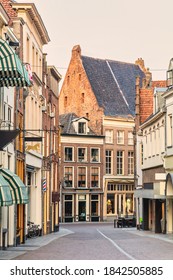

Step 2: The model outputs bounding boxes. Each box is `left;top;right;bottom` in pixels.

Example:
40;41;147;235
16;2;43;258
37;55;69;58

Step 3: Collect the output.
97;228;136;260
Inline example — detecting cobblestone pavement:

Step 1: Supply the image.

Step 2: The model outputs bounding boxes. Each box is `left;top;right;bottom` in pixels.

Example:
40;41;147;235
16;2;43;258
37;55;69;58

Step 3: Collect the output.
0;227;73;260
0;223;173;260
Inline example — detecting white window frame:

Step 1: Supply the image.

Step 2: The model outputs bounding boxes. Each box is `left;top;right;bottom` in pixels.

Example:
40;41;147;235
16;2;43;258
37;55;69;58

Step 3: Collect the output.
117;150;124;175
105;150;113;174
128;151;134;175
77;166;87;188
117;130;124;144
64;147;74;162
90;167;100;188
78;122;86;134
105;129;113;143
128;131;133;145
78;147;87;162
91;148;100;162
64;166;74;188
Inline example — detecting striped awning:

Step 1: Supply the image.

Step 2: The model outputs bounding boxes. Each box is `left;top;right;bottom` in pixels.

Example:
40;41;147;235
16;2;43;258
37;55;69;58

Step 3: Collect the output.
0;168;28;204
0;38;31;87
0;174;13;206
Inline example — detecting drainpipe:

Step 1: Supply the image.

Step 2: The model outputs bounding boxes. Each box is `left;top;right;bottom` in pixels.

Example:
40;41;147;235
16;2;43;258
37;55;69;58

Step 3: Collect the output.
23;88;29;243
49;103;53;232
164;107;167;234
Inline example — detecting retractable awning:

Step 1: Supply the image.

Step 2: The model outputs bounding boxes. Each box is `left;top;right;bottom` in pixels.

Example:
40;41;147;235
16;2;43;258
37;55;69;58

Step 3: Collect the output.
0;129;20;150
0;174;13;206
0;38;31;87
0;168;28;204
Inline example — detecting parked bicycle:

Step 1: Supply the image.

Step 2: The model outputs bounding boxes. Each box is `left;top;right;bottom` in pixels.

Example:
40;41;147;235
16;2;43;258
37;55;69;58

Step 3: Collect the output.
27;221;40;238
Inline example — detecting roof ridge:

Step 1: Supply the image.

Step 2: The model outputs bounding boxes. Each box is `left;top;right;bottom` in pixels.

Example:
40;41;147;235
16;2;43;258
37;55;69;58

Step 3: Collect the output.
81;55;137;66
106;60;131;111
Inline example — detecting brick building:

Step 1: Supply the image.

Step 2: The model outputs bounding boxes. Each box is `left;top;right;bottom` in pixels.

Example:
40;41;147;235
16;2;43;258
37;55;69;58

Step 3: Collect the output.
59;45;149;221
59;113;104;222
42;61;61;233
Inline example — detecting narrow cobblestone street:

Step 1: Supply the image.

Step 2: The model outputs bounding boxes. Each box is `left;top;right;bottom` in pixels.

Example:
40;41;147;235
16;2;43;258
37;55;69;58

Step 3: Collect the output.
1;223;173;260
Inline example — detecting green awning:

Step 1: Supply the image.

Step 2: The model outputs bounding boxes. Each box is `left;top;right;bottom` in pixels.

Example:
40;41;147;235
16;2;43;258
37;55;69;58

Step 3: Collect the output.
0;38;31;87
0;174;13;206
0;168;28;204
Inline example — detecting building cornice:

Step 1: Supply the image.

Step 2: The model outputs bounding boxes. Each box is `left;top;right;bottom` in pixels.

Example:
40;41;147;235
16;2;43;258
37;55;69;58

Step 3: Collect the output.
140;110;165;130
48;66;62;81
12;3;50;44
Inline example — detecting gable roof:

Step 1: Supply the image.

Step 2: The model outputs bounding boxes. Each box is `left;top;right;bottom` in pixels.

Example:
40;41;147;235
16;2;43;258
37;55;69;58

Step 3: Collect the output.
59;113;95;135
81;56;145;117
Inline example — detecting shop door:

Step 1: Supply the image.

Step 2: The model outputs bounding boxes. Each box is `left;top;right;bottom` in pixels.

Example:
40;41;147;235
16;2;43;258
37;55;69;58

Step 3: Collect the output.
155;200;162;233
79;201;86;221
143;199;149;230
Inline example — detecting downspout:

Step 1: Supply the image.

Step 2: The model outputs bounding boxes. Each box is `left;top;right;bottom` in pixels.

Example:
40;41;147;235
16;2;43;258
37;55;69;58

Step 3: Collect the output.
164;108;167;234
23;88;29;243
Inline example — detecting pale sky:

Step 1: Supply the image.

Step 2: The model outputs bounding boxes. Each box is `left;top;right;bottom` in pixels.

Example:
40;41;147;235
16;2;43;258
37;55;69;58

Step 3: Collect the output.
17;0;173;83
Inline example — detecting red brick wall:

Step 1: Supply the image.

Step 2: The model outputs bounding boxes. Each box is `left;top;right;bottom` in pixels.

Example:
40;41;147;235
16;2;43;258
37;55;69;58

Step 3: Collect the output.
61;141;104;189
152;80;167;88
59;45;104;135
1;0;17;24
139;88;153;124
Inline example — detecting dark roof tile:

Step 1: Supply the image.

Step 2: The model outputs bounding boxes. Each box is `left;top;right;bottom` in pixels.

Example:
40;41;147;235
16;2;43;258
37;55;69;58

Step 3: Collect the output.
81;56;145;116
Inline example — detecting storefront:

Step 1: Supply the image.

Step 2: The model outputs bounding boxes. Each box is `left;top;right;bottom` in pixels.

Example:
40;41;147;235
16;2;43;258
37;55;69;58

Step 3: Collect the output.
62;191;103;223
105;180;135;221
0;30;31;248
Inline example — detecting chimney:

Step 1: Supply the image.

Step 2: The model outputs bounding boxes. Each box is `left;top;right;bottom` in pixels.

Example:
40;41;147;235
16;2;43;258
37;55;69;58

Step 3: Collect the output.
135;58;146;72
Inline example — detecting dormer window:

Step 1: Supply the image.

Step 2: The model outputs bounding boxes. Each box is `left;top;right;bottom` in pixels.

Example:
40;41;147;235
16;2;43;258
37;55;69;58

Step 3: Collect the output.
78;122;86;134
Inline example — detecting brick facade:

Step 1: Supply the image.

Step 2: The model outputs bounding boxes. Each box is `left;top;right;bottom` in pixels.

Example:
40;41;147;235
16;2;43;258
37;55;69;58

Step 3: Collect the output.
59;45;104;135
1;0;16;24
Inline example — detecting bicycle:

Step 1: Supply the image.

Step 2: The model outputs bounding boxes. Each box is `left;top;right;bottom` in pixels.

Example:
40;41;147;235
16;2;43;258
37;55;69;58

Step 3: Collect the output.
27;221;40;238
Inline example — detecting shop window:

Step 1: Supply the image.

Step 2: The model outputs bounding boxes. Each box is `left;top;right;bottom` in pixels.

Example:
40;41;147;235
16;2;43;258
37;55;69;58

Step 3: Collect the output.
91;195;99;221
107;194;114;214
125;194;133;215
64;195;73;222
